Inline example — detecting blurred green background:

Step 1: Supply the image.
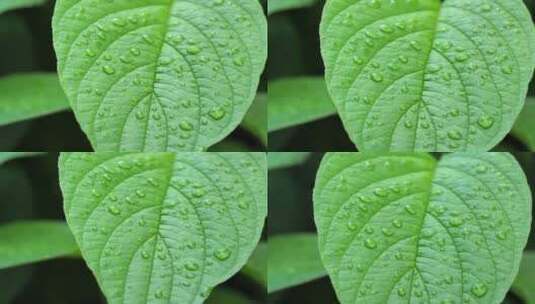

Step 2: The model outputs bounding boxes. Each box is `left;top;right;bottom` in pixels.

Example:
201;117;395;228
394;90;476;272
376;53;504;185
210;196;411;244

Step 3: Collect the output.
268;152;535;304
268;0;535;152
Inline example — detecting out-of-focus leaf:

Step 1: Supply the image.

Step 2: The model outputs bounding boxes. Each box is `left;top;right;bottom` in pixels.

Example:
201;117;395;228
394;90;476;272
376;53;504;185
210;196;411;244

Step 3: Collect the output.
0;152;42;165
242;242;266;286
0;0;46;14
206;288;252;304
268;233;326;292
268;77;335;131
512;98;535;150
512;251;535;304
268;0;317;15
0;73;69;126
268;152;310;170
242;94;267;146
0;221;79;269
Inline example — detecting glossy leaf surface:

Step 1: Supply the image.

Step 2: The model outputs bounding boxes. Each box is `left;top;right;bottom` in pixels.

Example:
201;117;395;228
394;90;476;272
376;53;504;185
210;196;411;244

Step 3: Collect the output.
59;152;267;303
53;0;267;151
314;153;531;303
320;0;535;151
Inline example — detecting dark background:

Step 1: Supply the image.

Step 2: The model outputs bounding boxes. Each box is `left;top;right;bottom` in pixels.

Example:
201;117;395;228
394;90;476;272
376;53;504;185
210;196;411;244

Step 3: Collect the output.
268;152;535;304
268;0;535;152
0;0;268;152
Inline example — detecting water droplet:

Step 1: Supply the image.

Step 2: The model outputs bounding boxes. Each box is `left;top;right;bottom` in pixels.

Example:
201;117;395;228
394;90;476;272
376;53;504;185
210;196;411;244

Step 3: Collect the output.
455;52;469;62
475;165;487;173
409;40;421;51
353;56;363;65
238;200;249;210
379;24;394;33
447;130;462;140
130;48;141;56
347;221;358;231
382;228;393;236
187;45;201;55
209;107;226;120
398;55;409;64
404;205;416;215
449;216;464;227
477;115;494;129
108;205;121;216
185;261;199;271
214;248;231;261
85;49;96;57
471;283;488;297
397;288;406;297
497;230;507;240
392;219;403;228
374;187;387;197
370;72;384;83
180;121;193;131
367;0;381;9
102;65;116;75
155;289;164;299
364;238;377;249
136;190;146;198
501;65;513;74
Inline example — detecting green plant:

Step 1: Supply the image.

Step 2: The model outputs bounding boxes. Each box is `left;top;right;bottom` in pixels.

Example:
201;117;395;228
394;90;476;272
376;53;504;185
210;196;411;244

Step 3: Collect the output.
51;0;267;151
267;0;535;152
0;152;267;303
313;153;531;303
266;153;535;303
320;0;535;151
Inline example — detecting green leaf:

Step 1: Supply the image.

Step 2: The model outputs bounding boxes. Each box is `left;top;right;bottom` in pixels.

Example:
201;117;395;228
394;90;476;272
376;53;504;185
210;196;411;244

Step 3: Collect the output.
0;152;43;165
58;152;267;304
0;73;69;126
0;0;46;14
314;153;531;304
242;93;267;146
268;0;317;15
268;77;336;132
0;221;79;269
512;97;535;150
268;152;310;170
241;241;266;286
320;0;535;151
512;251;535;304
268;233;326;293
53;0;267;151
